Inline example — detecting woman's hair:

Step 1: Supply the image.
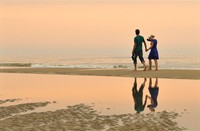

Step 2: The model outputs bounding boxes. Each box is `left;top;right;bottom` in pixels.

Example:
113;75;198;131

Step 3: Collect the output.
135;29;140;35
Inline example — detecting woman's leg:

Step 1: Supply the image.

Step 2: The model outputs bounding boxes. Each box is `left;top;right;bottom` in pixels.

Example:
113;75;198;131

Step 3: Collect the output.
154;59;158;70
154;78;158;87
148;59;152;70
149;78;152;88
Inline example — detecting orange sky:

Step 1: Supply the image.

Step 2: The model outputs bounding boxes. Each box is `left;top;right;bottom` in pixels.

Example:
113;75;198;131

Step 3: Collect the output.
1;0;199;57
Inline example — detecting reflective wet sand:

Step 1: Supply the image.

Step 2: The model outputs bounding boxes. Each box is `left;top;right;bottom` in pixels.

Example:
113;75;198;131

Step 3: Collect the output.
0;73;199;130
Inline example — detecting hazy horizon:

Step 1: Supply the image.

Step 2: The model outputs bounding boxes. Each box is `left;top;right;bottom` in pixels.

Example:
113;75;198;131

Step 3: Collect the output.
1;0;199;57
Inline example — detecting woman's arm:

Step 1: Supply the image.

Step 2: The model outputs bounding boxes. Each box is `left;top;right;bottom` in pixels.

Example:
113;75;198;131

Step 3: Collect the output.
150;97;154;105
147;42;154;51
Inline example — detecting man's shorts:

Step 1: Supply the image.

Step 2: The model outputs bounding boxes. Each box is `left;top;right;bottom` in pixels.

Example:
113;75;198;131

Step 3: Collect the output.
132;50;145;64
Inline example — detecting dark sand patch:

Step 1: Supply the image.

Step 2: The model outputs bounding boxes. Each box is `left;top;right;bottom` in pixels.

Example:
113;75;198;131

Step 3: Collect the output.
0;98;22;105
0;102;50;119
0;103;186;131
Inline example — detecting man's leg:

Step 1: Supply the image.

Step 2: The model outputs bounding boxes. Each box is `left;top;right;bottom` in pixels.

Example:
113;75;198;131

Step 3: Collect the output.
142;62;146;71
132;78;137;93
139;78;146;95
133;54;137;71
134;63;137;71
138;51;146;71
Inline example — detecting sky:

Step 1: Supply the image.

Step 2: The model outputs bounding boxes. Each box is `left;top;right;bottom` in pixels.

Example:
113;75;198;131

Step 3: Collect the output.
1;0;199;57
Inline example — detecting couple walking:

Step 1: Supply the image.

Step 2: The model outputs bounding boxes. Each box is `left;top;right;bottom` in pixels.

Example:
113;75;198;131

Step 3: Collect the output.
132;78;159;113
132;29;159;71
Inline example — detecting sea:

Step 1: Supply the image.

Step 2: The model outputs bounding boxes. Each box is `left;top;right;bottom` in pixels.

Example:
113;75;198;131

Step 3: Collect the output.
0;55;199;70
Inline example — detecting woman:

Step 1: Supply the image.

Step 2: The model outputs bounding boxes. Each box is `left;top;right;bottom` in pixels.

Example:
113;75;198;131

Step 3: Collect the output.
147;78;159;112
146;35;159;70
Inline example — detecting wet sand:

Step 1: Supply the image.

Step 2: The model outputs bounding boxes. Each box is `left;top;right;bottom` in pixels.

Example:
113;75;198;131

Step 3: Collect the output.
0;73;199;130
0;68;199;79
0;101;185;131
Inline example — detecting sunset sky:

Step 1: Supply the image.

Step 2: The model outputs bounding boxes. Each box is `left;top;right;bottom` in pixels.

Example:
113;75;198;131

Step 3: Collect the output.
1;0;199;57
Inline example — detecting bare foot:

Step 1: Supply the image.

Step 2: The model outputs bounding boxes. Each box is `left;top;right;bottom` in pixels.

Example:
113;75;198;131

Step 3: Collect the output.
147;68;152;71
155;69;158;71
143;67;146;71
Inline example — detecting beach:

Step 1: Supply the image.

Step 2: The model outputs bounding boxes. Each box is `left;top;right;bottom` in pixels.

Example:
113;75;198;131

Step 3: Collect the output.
1;73;199;130
1;0;199;130
0;102;185;131
0;68;199;80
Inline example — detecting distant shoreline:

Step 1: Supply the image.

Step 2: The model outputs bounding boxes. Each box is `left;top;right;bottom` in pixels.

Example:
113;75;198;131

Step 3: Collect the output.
0;68;199;80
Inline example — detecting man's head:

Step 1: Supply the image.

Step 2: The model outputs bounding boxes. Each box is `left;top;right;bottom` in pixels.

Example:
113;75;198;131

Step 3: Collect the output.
135;29;140;35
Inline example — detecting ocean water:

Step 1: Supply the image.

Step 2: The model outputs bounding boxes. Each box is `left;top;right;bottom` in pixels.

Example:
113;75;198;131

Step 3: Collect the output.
0;55;199;70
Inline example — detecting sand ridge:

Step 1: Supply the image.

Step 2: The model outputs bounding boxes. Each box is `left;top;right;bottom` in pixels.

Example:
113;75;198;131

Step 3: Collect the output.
0;68;199;79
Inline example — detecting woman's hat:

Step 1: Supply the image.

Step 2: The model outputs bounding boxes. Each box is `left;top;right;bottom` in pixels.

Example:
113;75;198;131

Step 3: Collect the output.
149;35;155;38
147;35;155;41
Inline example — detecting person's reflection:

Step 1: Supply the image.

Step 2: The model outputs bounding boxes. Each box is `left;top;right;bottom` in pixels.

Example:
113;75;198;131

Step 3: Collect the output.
132;77;148;113
147;78;159;112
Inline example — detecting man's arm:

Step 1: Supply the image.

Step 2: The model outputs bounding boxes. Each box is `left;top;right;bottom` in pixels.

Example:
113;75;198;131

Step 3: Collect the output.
143;95;148;109
132;42;136;53
144;41;147;52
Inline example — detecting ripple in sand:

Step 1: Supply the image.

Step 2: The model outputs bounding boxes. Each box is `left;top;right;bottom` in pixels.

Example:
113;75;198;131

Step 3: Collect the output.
0;101;50;119
0;103;186;130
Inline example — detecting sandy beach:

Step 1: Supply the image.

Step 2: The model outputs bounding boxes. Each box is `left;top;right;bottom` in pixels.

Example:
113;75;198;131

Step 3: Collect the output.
0;68;199;80
0;100;185;131
1;0;199;130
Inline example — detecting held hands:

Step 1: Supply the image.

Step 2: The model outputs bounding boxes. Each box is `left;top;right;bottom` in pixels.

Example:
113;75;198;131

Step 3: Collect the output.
146;95;151;99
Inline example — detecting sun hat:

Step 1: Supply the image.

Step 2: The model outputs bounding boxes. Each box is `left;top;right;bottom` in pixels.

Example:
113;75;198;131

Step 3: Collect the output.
147;35;155;41
149;35;155;38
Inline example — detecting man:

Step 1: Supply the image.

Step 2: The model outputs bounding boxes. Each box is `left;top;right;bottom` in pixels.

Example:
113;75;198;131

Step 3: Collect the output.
132;29;147;71
132;77;148;113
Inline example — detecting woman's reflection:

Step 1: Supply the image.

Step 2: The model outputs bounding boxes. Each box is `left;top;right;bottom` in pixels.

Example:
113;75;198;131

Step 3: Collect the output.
147;78;159;112
132;78;148;113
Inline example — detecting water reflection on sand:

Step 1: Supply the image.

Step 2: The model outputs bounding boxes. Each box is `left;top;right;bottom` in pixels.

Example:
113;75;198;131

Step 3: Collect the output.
0;73;199;130
132;78;159;113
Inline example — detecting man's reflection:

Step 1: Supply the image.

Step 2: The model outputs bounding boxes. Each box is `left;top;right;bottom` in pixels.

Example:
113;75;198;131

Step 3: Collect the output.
132;78;148;113
147;78;159;112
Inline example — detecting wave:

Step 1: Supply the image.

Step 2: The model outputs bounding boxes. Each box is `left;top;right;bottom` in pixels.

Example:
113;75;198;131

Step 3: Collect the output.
31;63;130;69
1;62;199;70
0;63;31;67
